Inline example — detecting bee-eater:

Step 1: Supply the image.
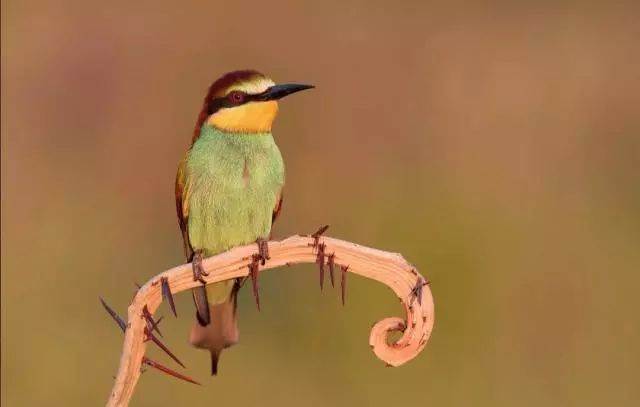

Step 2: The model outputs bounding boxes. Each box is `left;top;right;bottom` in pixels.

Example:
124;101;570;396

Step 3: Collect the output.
175;70;313;375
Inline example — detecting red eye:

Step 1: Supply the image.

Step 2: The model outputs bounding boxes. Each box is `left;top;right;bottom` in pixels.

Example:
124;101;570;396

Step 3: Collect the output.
228;91;245;104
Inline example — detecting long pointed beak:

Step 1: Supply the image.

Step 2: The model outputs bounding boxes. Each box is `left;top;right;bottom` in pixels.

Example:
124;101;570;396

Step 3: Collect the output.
258;83;314;101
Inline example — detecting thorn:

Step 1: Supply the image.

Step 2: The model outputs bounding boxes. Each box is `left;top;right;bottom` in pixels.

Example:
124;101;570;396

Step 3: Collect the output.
100;297;127;333
327;253;336;288
249;254;261;311
340;265;349;306
410;277;428;306
316;242;326;291
142;357;200;385
311;224;329;248
145;327;186;368
142;306;163;337
161;277;177;318
130;282;142;302
311;224;330;238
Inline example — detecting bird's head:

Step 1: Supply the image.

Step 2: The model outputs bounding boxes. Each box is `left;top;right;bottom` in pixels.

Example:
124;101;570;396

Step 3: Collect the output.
194;70;313;137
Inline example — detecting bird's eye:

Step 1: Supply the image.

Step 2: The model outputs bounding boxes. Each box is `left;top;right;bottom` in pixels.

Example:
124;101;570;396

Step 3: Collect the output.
228;91;245;104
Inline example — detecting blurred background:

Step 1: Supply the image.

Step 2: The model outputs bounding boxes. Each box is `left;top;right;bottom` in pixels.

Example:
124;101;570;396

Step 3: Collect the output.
2;0;639;405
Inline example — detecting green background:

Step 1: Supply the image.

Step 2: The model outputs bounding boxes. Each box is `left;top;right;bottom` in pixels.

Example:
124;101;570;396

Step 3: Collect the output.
2;0;639;405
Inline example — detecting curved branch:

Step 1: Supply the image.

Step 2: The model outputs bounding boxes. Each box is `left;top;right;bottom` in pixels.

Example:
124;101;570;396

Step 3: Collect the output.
106;235;434;406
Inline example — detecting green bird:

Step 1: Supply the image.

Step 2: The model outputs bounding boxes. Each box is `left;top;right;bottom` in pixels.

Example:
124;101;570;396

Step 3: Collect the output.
175;70;313;375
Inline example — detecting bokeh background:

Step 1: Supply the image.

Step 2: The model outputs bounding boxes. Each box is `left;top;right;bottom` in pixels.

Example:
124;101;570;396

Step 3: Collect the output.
2;0;639;405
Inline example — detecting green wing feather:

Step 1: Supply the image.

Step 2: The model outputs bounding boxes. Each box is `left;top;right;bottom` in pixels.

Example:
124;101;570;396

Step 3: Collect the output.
175;156;194;261
176;155;210;324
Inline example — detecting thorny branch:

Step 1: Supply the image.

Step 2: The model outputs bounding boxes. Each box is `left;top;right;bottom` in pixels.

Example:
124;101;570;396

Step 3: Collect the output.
104;232;434;407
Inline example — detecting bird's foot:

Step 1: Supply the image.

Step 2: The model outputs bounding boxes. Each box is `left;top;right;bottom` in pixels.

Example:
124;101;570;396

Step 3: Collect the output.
192;251;209;284
255;238;270;265
249;254;261;311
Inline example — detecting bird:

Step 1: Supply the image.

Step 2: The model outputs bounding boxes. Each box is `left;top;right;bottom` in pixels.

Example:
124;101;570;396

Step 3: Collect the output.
175;70;313;375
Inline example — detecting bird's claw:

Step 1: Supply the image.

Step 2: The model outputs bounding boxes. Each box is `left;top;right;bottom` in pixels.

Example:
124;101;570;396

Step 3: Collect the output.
255;238;270;265
192;251;209;285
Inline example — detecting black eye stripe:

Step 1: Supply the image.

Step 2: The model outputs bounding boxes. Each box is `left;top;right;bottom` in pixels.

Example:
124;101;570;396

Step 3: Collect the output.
206;88;271;115
207;95;238;114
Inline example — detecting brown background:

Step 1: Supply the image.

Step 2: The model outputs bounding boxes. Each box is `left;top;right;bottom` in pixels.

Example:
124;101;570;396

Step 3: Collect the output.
2;0;639;405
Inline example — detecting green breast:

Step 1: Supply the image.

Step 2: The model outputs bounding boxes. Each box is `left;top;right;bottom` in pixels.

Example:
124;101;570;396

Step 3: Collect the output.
186;126;285;257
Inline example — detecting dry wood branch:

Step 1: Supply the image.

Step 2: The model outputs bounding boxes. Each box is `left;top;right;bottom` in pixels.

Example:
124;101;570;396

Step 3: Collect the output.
106;235;434;406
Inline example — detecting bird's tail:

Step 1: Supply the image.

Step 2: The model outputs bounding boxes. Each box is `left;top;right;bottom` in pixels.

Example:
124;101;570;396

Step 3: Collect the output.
189;282;239;375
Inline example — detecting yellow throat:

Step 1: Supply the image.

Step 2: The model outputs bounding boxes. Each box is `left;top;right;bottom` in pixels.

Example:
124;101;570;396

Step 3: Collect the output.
208;100;279;133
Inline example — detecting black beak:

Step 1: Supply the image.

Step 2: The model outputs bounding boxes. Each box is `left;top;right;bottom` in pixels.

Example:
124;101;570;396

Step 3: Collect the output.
257;83;314;101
